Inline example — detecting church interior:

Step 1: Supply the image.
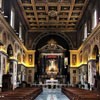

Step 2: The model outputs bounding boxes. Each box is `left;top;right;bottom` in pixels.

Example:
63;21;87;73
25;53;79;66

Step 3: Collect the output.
0;0;100;99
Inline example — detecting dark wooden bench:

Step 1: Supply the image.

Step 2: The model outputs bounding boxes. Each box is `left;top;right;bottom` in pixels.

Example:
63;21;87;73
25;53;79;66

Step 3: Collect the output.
0;87;42;100
62;87;100;100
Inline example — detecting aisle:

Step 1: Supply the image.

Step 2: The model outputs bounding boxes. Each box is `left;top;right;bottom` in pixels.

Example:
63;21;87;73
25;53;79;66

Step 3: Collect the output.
35;88;69;100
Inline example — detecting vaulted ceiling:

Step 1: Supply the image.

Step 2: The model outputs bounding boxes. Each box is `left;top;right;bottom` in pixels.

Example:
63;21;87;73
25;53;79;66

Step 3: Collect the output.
17;0;89;32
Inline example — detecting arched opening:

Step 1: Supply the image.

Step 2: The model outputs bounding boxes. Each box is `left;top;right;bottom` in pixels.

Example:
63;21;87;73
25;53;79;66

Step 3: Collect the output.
7;44;13;74
34;34;70;85
92;45;99;89
32;32;73;50
17;53;22;83
7;44;13;57
2;44;13;91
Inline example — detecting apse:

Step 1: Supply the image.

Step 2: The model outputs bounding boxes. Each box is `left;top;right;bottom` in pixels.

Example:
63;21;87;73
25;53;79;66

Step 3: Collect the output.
34;34;70;84
36;34;69;49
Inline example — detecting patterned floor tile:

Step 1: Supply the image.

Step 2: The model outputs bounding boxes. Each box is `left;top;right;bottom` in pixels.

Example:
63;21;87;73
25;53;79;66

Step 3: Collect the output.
35;88;69;100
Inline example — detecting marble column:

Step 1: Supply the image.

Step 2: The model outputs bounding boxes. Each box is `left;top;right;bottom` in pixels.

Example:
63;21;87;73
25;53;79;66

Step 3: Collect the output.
99;54;100;75
10;59;18;90
59;56;62;74
44;56;46;73
88;60;96;89
0;54;3;91
21;65;25;82
58;56;60;73
0;52;7;91
41;55;44;73
61;56;64;74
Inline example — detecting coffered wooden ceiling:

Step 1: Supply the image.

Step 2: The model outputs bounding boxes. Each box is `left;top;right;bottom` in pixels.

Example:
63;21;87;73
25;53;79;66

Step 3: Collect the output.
17;0;89;32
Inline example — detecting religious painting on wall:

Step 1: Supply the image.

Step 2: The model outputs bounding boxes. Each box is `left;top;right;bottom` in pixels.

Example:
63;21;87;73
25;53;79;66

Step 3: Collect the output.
72;54;77;65
28;54;33;65
45;58;59;75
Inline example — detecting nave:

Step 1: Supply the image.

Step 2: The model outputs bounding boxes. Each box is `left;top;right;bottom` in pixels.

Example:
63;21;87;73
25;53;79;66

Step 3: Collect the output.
0;0;100;98
35;88;69;100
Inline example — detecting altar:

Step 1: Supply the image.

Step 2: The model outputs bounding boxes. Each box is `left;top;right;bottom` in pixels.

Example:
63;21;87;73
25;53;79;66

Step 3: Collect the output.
46;79;59;89
46;79;58;84
37;39;67;85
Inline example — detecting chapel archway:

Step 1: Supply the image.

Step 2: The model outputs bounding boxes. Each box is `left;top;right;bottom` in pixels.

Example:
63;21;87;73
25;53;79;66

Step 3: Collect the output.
7;44;14;74
34;35;70;84
2;44;14;91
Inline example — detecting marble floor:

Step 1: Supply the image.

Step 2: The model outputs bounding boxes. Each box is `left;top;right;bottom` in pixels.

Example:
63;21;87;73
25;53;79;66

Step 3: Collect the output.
35;88;69;100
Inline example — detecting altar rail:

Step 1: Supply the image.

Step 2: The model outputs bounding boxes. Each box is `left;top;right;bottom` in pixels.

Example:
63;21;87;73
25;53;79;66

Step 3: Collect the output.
32;84;68;89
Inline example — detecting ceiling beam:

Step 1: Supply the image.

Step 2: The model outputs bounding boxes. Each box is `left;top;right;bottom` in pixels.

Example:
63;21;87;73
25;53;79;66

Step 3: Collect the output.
36;3;70;6
17;0;30;28
37;20;77;23
22;3;32;6
31;0;39;27
28;29;76;33
45;3;49;24
66;0;76;27
76;0;89;27
57;3;61;27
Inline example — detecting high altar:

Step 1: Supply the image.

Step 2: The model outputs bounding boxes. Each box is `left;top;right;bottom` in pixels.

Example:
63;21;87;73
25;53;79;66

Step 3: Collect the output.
38;39;68;84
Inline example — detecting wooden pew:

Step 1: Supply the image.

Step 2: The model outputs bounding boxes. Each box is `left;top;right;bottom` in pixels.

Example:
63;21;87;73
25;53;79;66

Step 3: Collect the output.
0;87;42;100
62;87;100;100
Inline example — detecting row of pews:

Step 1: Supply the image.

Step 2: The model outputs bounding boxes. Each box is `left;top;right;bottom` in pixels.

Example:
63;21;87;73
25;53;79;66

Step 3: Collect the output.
62;87;100;100
0;87;42;100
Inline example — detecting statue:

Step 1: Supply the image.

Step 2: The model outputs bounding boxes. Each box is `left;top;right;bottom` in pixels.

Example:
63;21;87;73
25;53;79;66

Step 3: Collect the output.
49;59;56;71
46;59;58;75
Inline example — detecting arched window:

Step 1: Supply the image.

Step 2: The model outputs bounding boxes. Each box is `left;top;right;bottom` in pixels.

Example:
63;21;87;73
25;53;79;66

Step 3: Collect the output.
19;22;22;40
84;23;87;39
7;44;13;57
10;7;15;28
92;9;97;29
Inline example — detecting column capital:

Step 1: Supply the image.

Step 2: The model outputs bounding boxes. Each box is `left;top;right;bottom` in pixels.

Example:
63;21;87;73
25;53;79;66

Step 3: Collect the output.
9;56;18;62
